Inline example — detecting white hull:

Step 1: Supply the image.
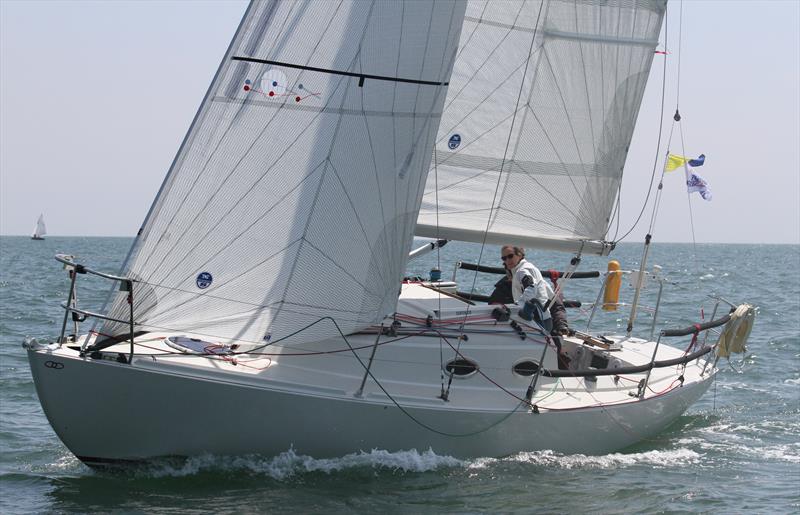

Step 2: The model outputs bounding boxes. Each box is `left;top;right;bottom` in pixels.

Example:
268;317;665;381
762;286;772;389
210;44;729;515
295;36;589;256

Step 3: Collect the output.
27;344;711;463
26;284;715;464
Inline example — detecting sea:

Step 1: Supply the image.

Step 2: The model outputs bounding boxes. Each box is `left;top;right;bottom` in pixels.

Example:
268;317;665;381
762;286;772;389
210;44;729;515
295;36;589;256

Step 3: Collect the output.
1;236;798;514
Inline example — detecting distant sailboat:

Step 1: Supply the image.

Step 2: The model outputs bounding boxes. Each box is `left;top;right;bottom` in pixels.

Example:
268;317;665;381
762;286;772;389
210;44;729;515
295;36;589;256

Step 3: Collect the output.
31;215;46;240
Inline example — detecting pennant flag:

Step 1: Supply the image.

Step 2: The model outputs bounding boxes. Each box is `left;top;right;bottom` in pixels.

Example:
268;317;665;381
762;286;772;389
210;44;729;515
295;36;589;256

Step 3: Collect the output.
665;154;689;172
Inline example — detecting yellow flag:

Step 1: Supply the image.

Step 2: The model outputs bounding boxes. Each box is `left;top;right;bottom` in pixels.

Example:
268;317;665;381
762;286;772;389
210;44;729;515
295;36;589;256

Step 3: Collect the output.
665;154;688;172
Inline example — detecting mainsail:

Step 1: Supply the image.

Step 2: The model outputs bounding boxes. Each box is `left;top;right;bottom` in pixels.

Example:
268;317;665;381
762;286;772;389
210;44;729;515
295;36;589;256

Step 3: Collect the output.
100;1;466;346
416;0;667;255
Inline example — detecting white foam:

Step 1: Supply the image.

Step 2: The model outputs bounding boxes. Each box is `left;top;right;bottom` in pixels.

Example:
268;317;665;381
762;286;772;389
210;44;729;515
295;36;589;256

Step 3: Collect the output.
125;446;708;478
50;453;83;473
38;450;86;476
719;382;769;394
738;443;800;464
471;448;702;470
143;448;463;479
53;436;799;480
684;416;800;463
466;456;499;469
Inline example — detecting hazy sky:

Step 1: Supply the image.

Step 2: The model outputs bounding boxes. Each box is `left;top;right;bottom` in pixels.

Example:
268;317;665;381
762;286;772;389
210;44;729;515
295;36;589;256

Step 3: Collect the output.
1;0;798;244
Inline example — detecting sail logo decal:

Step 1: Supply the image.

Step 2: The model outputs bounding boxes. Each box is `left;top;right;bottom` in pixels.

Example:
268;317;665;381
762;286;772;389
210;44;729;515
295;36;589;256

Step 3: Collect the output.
448;134;461;150
196;272;213;289
241;69;321;103
44;361;64;370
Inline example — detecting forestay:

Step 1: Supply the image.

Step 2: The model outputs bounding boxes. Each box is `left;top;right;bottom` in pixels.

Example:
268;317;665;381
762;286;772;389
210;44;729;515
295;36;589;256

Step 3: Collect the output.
416;0;666;255
99;0;466;347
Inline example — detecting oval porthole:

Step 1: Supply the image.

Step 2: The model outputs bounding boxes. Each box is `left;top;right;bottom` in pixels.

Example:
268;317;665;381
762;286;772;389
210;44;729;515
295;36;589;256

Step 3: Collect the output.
444;358;479;378
512;359;540;377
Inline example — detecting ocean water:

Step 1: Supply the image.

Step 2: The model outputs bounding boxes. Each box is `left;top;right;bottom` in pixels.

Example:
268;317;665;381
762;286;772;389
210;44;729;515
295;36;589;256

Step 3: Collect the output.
1;236;798;514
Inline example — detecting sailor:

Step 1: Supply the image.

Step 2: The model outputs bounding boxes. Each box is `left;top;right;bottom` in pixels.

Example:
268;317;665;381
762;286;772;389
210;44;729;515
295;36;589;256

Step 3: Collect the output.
498;245;569;335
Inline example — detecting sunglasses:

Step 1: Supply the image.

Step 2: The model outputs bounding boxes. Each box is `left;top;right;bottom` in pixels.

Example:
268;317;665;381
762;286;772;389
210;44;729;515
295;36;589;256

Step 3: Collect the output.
501;254;515;261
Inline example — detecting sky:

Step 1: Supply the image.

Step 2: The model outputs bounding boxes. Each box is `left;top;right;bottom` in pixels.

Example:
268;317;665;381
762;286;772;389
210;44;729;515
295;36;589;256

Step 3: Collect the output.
1;0;798;244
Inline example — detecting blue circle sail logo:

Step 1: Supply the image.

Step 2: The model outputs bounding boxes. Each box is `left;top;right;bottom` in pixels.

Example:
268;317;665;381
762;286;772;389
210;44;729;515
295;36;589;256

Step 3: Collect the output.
448;134;461;150
196;272;213;289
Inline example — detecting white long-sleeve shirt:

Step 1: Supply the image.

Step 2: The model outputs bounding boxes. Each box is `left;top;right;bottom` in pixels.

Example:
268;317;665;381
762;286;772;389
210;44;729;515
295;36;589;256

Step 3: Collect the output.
511;259;554;308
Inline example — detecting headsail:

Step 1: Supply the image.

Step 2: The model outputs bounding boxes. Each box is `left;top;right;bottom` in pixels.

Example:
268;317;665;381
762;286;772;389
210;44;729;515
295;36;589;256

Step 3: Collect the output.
100;0;466;346
416;0;667;255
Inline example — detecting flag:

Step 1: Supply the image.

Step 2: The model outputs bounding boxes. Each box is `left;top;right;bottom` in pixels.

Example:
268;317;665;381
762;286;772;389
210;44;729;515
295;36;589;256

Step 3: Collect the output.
684;154;711;201
686;169;712;201
688;154;705;167
665;154;689;172
666;153;712;200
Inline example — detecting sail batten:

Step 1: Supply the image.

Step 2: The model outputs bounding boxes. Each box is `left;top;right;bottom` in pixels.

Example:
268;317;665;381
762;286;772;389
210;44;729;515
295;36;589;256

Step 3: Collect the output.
542;28;660;46
416;0;666;255
230;56;452;86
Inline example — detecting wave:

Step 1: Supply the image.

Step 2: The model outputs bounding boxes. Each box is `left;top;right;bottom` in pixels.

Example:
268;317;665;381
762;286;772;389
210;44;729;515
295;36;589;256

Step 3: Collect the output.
87;447;710;479
471;448;703;470
684;438;800;464
135;448;463;479
754;444;800;464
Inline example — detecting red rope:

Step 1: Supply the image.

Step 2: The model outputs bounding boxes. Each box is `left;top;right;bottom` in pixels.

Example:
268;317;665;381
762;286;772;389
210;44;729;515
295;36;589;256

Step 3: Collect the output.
684;324;701;353
547;269;559;289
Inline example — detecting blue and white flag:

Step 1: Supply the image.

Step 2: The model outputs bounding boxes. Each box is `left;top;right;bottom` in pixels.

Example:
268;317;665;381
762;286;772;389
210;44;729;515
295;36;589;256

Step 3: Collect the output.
686;171;712;200
688;154;705;167
684;154;711;200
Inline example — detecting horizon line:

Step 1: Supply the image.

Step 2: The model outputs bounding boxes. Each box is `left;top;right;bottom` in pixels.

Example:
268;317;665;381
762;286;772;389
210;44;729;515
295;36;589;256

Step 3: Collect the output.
1;234;797;245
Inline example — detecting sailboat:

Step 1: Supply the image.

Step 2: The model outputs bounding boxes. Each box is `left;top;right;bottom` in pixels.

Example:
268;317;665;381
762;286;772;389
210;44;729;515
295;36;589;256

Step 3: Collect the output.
25;0;754;465
31;214;46;240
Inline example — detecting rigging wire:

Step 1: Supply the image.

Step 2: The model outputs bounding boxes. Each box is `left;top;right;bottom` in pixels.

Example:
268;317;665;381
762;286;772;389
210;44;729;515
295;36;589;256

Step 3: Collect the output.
672;1;701;276
679;119;701;275
642;0;696;253
613;7;670;244
609;180;623;242
618;0;711;338
676;0;683;110
432;116;446;399
341;319;671;437
638;0;699;276
335;318;525;437
440;3;546;401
